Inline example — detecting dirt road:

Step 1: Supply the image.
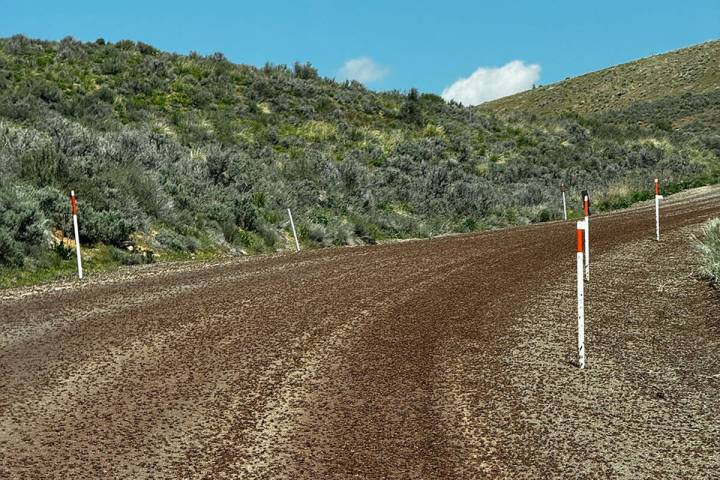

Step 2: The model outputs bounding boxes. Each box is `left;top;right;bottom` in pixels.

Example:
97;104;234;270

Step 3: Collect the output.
2;186;720;479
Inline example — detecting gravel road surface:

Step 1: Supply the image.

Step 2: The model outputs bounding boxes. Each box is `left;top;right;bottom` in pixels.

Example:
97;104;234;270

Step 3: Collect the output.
2;186;720;479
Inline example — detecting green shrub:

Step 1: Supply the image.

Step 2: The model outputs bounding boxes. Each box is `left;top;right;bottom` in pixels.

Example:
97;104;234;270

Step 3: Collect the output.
236;229;264;252
155;229;200;252
19;145;69;186
0;185;49;266
0;230;24;267
108;246;154;265
258;224;282;248
35;187;70;229
595;190;654;212
53;241;73;260
353;219;380;244
80;209;137;247
531;207;554;223
306;223;327;244
461;217;477;232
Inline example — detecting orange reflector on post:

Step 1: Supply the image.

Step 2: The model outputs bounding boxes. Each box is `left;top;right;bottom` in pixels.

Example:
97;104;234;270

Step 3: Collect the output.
577;227;584;253
655;178;660;195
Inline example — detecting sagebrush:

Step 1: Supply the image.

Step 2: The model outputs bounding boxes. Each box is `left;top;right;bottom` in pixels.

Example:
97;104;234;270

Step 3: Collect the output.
696;218;720;285
0;35;718;269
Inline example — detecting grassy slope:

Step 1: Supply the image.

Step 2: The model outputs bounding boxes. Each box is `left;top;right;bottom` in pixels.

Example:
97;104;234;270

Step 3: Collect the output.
484;40;720;119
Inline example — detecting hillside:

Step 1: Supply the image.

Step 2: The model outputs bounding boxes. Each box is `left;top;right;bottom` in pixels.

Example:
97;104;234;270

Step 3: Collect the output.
0;35;718;282
484;40;720;119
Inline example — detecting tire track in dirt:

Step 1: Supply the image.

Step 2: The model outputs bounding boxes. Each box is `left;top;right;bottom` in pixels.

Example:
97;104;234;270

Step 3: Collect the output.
206;243;522;479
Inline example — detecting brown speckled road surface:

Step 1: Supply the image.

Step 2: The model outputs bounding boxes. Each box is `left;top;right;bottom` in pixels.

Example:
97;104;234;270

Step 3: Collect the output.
2;186;720;479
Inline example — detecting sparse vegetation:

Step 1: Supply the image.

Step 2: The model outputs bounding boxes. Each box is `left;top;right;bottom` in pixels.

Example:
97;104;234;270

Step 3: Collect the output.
484;41;720;118
0;35;718;286
695;218;720;286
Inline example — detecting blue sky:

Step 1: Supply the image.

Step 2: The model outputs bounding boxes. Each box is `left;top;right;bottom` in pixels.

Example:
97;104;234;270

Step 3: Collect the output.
1;1;718;103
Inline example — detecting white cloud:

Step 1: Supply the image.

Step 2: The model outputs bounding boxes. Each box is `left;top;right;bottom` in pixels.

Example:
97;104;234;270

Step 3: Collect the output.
442;60;541;106
338;57;389;84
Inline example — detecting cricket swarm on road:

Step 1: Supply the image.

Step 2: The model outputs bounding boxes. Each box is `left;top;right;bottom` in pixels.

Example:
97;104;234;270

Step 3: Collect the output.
2;185;720;478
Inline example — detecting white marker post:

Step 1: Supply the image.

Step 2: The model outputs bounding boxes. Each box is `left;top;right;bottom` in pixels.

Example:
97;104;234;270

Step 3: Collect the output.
576;220;586;369
70;191;83;279
561;183;568;221
287;208;300;252
655;178;662;241
583;194;590;282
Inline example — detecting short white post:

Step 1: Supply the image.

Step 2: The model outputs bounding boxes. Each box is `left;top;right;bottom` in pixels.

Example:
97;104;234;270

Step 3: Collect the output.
577;220;586;369
655;178;662;241
583;194;590;282
287;208;300;252
71;191;83;279
561;184;567;221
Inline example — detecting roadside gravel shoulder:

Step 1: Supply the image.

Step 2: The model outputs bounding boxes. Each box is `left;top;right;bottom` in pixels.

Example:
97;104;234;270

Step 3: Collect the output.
441;225;720;478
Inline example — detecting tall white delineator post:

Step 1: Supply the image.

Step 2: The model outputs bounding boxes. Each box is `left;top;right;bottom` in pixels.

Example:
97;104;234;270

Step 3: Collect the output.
71;191;83;279
561;183;568;221
577;220;586;369
287;208;300;252
583;194;590;282
655;178;662;241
